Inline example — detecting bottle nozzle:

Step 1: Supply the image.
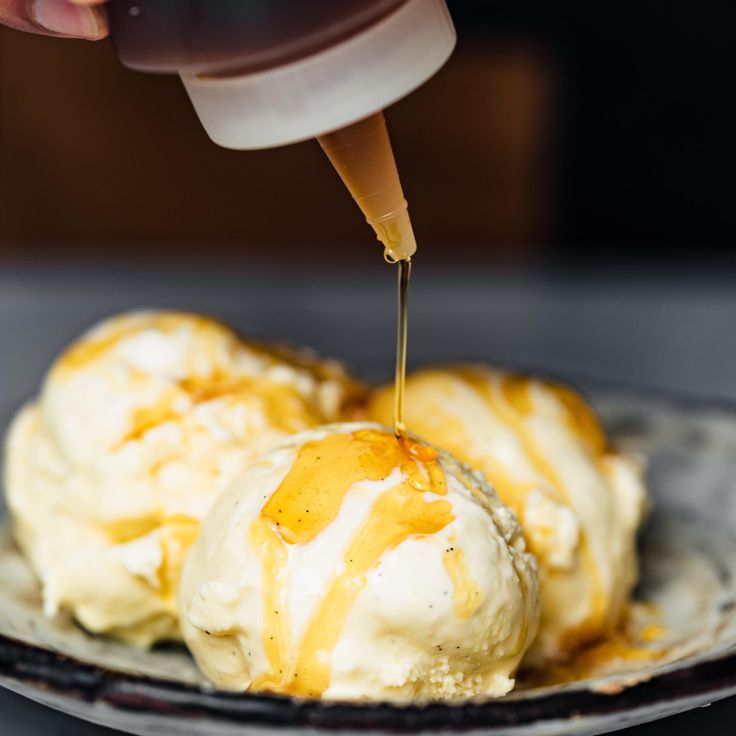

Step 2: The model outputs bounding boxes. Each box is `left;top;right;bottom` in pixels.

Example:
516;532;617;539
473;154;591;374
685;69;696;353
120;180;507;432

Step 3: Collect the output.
318;112;417;261
375;208;417;262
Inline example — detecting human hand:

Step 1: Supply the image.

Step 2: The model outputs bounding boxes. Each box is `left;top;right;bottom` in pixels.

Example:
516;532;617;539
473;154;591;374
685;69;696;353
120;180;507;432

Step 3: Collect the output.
0;0;107;39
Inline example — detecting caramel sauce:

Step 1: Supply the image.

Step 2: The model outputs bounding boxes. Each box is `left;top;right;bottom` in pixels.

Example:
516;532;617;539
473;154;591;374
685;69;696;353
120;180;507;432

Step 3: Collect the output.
319;109;415;430
54;313;232;375
119;389;186;445
522;633;666;688
249;429;454;697
54;312;363;451
545;383;609;456
249;510;293;682
442;535;483;620
369;368;615;647
456;369;608;642
521;604;669;688
119;374;324;448
499;374;535;416
157;514;201;609
393;258;411;437
102;514;162;543
101;512;199;612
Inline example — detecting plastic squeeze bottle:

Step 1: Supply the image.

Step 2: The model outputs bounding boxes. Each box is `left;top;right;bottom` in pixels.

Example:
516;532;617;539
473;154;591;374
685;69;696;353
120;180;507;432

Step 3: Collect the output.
108;0;456;260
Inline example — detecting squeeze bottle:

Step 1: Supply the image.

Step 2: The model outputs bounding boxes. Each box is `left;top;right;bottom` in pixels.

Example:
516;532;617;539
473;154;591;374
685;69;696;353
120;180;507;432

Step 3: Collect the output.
108;0;456;259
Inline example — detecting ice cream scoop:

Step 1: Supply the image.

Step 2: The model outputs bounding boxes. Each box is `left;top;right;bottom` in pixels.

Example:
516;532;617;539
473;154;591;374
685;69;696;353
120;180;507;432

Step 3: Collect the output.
368;366;648;664
4;311;362;645
179;422;539;701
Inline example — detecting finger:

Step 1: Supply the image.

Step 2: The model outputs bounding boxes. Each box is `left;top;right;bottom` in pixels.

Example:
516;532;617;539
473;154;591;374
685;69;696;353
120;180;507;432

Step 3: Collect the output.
70;0;108;5
0;0;40;32
0;0;107;38
33;0;108;38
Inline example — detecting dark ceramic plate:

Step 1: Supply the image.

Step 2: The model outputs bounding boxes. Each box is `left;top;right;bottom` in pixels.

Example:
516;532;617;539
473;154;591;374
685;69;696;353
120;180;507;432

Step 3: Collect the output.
2;385;736;736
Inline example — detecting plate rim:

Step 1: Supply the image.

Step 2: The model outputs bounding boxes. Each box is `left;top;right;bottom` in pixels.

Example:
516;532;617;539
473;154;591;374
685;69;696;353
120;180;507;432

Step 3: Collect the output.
1;631;736;732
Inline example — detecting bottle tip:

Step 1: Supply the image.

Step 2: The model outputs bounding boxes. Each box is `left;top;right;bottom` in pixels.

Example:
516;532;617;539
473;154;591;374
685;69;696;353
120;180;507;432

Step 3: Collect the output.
373;209;417;262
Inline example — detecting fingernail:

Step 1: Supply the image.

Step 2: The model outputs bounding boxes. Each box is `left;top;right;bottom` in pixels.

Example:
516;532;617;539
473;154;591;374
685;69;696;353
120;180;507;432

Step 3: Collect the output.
30;0;105;39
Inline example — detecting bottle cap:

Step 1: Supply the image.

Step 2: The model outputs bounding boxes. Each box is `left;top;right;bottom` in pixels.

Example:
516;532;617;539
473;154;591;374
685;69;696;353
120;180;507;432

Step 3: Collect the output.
179;0;455;150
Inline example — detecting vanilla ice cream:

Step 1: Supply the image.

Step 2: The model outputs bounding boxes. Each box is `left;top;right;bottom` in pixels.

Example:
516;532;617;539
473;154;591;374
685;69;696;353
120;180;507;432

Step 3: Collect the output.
368;367;648;664
4;311;362;645
179;423;539;701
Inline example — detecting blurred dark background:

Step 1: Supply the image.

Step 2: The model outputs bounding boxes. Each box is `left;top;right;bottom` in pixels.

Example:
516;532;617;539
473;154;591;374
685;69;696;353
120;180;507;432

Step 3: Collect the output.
3;8;736;730
2;1;734;269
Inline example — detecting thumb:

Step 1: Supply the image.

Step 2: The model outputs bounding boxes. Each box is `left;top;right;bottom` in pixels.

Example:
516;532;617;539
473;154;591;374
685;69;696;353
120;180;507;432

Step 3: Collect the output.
0;0;107;39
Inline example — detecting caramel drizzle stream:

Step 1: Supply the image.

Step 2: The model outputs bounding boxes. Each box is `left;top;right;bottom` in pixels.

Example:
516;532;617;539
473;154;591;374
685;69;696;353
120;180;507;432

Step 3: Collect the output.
393;258;411;437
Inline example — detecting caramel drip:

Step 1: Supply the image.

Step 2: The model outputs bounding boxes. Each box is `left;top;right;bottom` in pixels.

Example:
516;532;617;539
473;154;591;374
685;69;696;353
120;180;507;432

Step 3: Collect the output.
115;374;324;449
157;515;201;609
366;371;541;517
54;311;361;450
57;312;352;450
287;483;453;697
260;431;418;544
55;309;363;404
393;258;411;437
102;514;162;543
545;383;609;455
103;512;200;610
521;604;669;688
249;429;453;697
442;536;483;620
54;313;233;374
499;374;534;415
459;369;607;638
513;557;531;656
523;632;667;687
120;389;185;445
495;372;608;456
249;515;293;685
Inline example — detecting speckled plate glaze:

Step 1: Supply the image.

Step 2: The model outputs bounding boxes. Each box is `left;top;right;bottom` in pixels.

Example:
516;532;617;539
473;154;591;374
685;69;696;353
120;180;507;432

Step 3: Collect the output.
2;385;736;736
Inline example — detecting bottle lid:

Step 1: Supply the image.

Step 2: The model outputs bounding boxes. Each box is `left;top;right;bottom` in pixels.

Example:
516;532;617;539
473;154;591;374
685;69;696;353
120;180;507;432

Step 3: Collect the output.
179;0;455;150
